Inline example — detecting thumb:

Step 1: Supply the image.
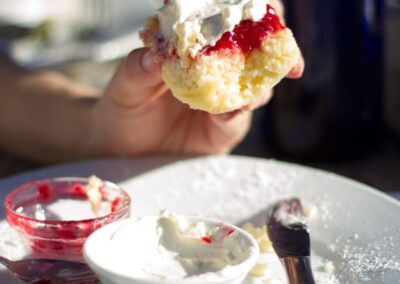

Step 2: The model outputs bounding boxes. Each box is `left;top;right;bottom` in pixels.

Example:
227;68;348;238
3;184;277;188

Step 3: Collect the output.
104;48;166;108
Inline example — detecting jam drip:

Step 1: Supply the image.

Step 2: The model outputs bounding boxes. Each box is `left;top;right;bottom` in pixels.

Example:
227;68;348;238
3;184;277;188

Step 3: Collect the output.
201;226;236;244
203;5;284;55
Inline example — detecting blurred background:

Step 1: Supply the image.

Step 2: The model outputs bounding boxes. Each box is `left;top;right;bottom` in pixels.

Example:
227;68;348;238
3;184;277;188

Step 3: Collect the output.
0;0;399;196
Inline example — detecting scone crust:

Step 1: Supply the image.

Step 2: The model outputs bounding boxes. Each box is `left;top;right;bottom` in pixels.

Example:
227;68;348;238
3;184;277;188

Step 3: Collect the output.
162;29;300;114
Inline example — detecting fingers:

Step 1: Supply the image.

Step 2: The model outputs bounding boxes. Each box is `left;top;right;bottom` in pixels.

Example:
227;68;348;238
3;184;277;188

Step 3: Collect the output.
269;0;305;79
212;109;244;123
242;89;273;111
209;110;252;152
104;48;166;108
286;54;305;79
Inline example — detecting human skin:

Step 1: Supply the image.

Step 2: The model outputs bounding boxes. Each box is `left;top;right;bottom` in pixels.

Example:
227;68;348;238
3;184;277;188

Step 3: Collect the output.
0;0;303;163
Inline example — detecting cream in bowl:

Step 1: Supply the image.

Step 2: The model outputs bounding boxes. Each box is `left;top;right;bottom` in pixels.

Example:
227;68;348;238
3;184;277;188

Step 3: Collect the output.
84;210;259;284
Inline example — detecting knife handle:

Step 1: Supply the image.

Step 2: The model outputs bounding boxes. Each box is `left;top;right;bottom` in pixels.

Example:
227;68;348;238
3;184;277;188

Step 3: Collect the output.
282;257;316;284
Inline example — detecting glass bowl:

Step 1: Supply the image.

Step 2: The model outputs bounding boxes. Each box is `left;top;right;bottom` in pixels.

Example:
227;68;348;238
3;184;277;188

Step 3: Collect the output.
5;177;131;261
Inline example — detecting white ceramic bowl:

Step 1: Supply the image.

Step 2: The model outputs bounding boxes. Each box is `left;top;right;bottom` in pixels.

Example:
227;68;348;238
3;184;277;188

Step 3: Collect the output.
84;216;260;284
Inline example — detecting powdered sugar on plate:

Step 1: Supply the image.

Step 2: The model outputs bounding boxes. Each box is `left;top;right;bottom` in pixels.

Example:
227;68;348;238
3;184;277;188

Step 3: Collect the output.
332;233;400;282
0;222;29;261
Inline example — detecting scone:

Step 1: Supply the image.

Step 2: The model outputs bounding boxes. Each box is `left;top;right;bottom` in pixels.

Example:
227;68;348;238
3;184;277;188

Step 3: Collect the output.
141;0;300;114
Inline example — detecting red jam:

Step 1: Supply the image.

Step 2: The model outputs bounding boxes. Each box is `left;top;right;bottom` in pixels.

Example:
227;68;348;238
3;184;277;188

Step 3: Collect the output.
111;197;121;213
72;183;87;198
6;178;131;261
73;183;108;199
201;236;213;244
203;5;284;55
99;186;108;199
38;184;53;202
201;226;236;244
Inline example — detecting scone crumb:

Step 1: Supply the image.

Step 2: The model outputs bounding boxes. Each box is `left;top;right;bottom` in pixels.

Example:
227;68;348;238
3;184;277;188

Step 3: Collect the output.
304;205;318;220
250;263;268;277
324;261;335;274
86;175;103;215
242;223;274;253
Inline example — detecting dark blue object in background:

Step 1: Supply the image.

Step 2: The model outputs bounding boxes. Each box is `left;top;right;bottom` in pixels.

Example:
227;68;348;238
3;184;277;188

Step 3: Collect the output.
271;0;384;160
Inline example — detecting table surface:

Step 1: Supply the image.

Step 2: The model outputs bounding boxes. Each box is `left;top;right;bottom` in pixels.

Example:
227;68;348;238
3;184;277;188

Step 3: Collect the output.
1;111;399;200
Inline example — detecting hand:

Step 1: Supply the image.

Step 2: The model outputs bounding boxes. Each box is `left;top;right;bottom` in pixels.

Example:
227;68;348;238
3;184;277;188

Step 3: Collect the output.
0;1;303;163
88;1;304;157
89;54;303;157
90;48;253;156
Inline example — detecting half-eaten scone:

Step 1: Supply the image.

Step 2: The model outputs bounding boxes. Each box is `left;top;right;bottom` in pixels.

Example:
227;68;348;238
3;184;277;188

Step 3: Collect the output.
141;0;300;114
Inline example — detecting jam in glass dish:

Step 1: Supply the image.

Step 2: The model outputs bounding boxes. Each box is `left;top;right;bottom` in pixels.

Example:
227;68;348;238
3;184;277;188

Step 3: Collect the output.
5;177;131;261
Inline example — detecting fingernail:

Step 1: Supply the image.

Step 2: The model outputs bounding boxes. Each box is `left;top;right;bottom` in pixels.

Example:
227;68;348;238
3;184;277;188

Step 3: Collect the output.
142;51;162;73
296;55;305;75
287;62;304;78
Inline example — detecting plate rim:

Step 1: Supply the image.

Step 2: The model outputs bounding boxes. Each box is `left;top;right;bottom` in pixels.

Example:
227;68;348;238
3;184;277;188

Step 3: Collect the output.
0;155;398;208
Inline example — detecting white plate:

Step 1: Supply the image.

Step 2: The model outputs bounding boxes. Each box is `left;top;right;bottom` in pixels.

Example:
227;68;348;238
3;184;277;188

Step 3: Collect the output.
0;156;399;283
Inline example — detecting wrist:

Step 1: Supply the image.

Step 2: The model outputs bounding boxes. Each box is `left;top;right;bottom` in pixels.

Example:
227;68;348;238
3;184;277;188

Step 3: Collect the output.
83;96;123;159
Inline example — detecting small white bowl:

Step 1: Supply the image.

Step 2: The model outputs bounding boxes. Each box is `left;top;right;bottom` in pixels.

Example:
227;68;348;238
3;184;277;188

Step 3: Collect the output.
84;216;260;284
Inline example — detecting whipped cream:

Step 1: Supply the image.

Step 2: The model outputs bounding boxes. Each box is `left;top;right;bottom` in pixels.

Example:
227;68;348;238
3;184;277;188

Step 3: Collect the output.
92;211;258;283
157;0;270;58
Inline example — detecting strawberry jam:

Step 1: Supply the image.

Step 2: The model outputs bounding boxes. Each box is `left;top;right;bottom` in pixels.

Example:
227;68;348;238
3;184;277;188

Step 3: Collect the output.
72;183;87;198
203;5;284;55
111;197;121;213
201;236;213;244
37;184;53;202
5;178;131;261
200;226;236;244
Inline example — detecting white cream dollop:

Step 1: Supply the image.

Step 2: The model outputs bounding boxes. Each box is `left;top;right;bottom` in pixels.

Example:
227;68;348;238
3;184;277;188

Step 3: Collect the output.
100;211;257;282
157;0;270;58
